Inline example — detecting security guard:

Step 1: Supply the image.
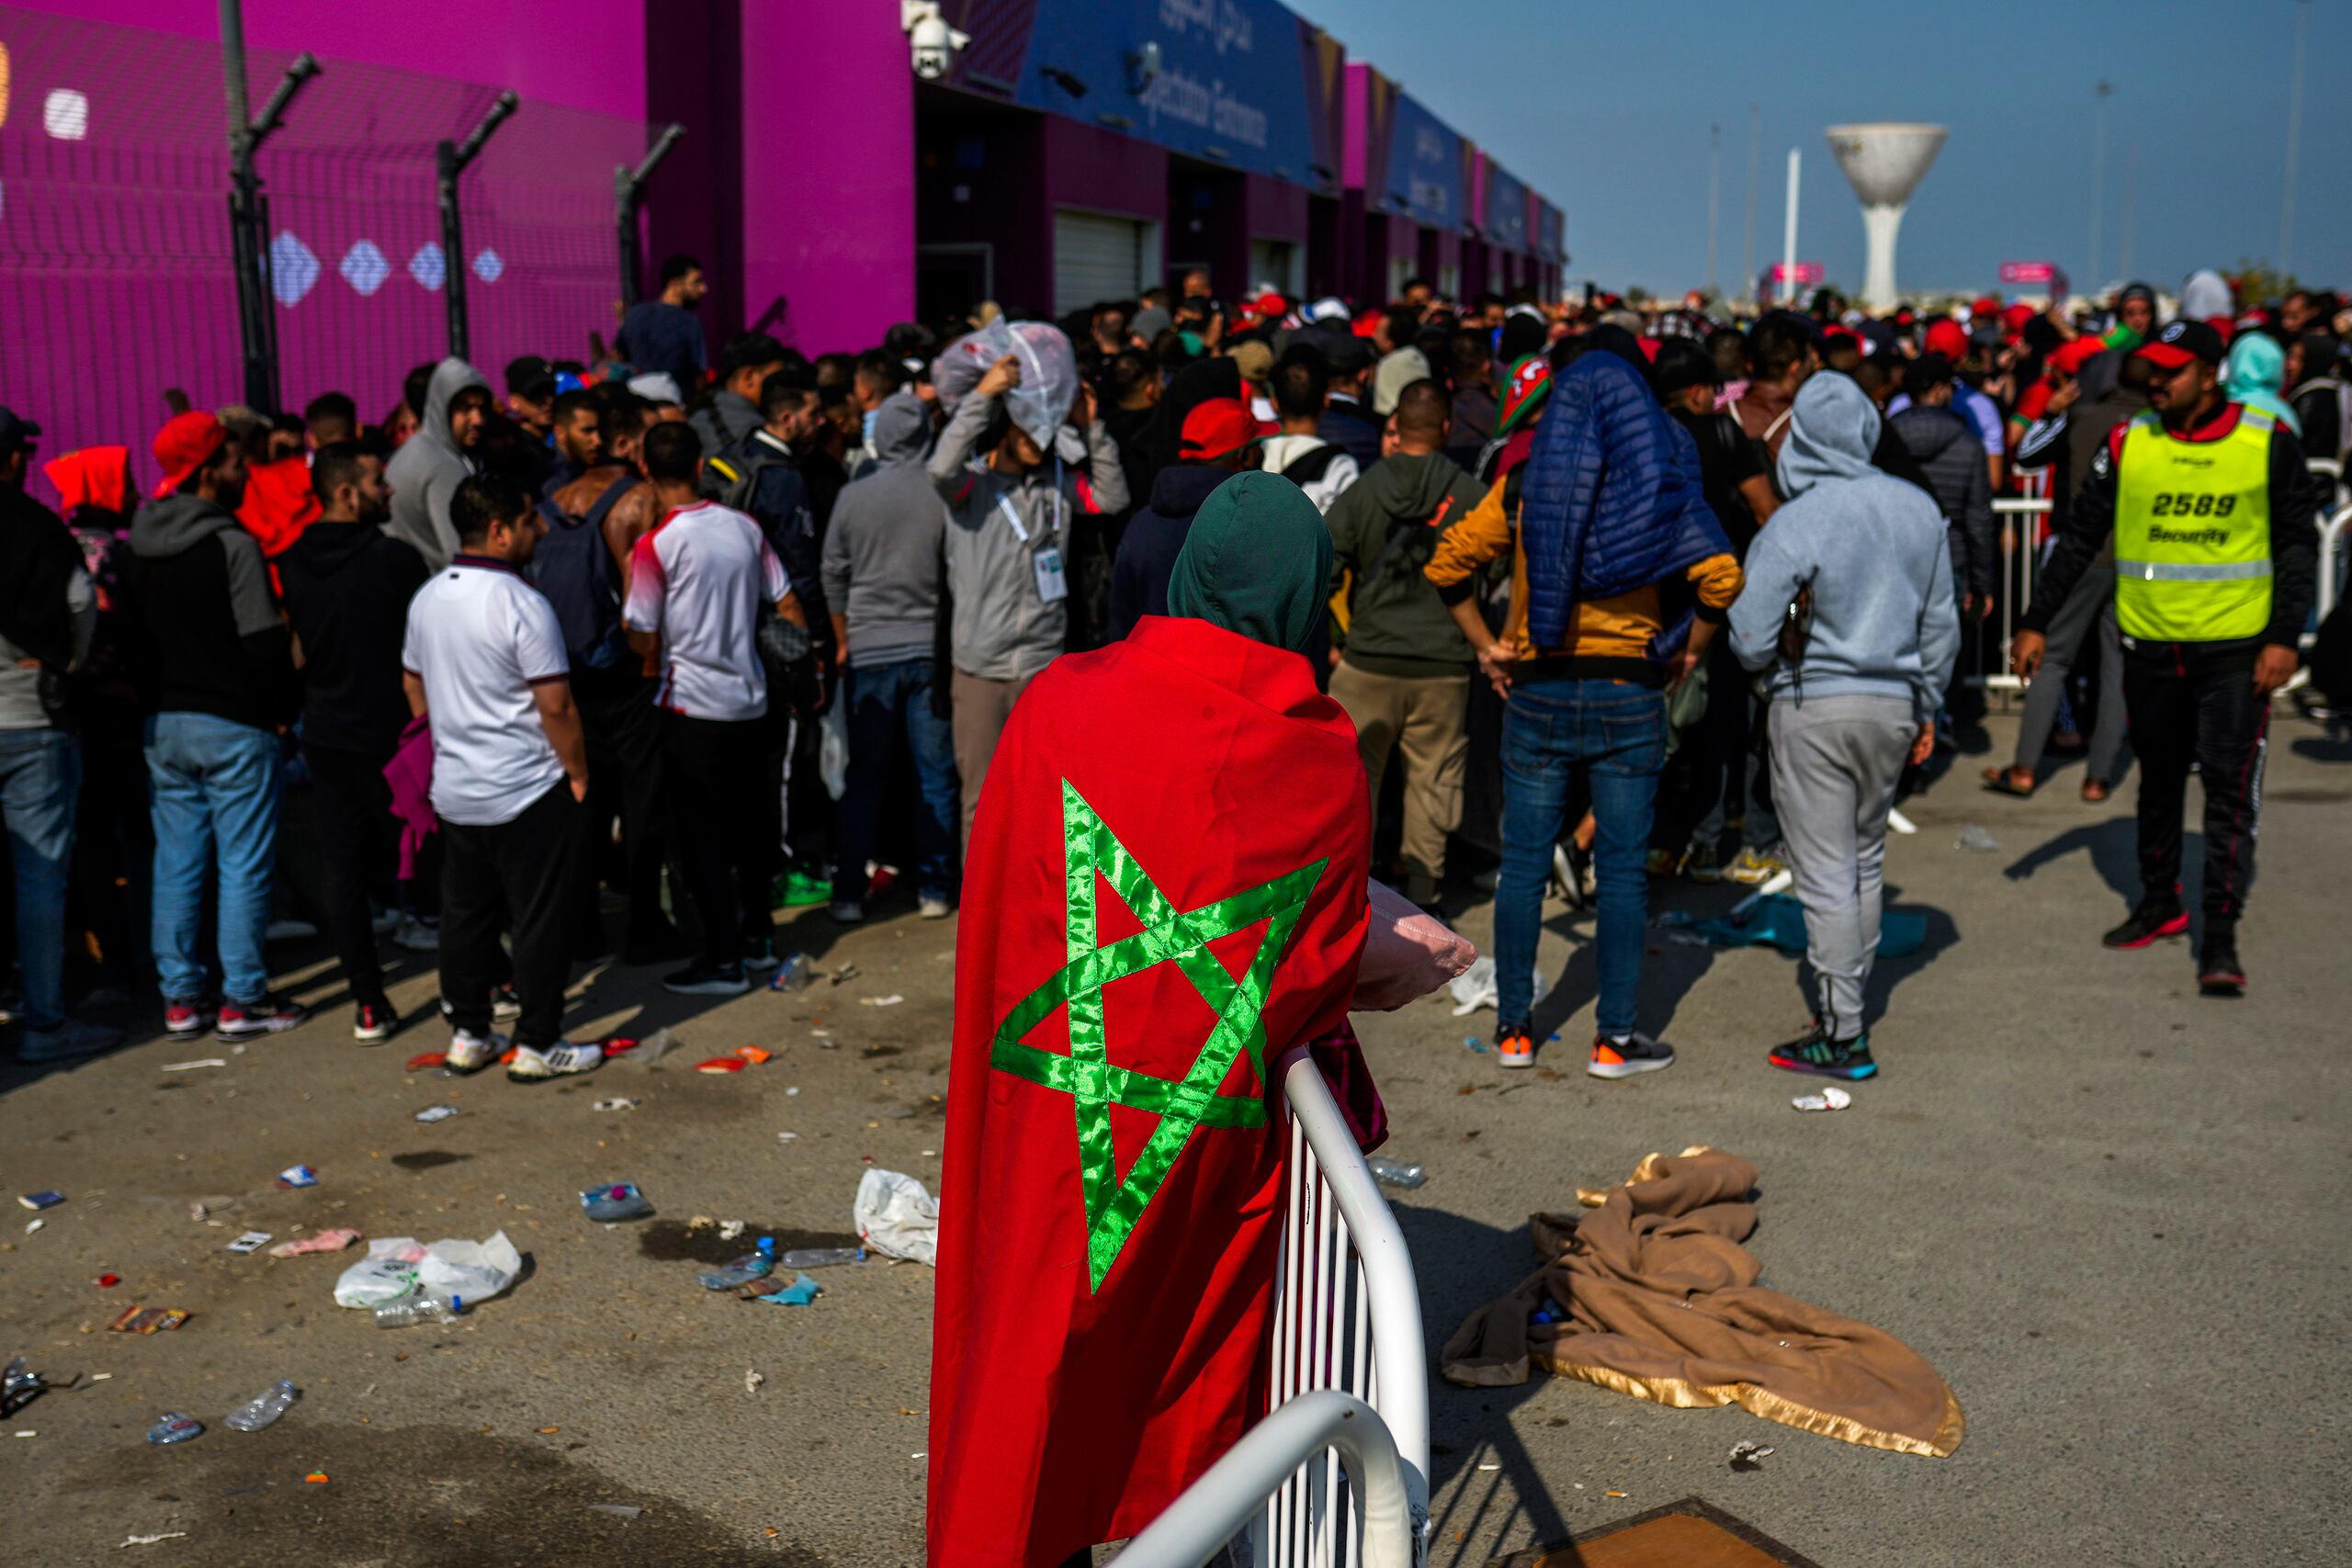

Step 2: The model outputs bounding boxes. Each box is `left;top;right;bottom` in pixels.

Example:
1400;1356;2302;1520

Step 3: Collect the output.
2015;318;2319;996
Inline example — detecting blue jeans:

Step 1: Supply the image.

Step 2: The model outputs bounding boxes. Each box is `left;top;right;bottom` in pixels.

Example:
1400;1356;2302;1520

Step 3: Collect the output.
834;659;960;903
1495;680;1666;1037
145;712;282;1006
0;728;81;1032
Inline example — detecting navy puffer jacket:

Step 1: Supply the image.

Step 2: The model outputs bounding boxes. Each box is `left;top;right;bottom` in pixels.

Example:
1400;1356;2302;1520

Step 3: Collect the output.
1520;350;1729;652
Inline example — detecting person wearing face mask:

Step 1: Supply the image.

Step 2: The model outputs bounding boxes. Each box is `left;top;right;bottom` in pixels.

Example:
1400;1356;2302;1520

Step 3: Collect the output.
929;348;1129;852
383;357;493;570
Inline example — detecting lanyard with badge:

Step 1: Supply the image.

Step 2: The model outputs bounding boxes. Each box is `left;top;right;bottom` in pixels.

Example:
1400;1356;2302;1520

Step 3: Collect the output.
995;456;1068;605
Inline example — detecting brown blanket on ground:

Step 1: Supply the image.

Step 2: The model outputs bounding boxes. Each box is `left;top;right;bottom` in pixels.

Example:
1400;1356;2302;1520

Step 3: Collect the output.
1439;1147;1963;1457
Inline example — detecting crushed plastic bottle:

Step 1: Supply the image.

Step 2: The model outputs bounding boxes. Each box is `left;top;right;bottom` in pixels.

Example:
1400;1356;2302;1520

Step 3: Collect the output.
372;1293;465;1330
1955;822;2000;853
222;1381;300;1432
776;1247;865;1269
146;1412;204;1445
1365;1156;1427;1190
580;1181;652;1223
768;953;818;992
697;1237;778;1291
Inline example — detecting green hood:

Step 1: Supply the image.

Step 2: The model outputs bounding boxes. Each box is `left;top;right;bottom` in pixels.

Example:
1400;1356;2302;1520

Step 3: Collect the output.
1167;471;1332;656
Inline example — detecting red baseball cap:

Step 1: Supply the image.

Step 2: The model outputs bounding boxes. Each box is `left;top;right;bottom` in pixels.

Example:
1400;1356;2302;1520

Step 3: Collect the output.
1924;321;1971;362
152;411;228;498
1179;398;1272;461
1252;290;1287;321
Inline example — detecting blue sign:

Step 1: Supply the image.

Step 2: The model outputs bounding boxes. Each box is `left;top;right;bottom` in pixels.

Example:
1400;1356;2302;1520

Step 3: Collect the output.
1487;165;1530;252
1384;93;1464;231
1009;0;1328;187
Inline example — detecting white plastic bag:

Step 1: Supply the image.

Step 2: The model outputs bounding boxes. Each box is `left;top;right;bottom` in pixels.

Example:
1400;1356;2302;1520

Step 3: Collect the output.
931;320;1080;446
333;1231;523;1309
1445;956;1552;1018
819;701;849;802
854;1168;939;1267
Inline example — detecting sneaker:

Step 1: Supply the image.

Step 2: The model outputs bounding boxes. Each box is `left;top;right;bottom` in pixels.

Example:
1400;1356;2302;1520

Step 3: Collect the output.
829;900;866;925
1684;842;1724;884
2102;897;2188;951
164;1000;212;1040
370;908;401;936
1589;1032;1675;1080
663;961;751;997
18;1018;126;1063
1495;1029;1536;1069
919;895;955;920
490;986;523;1022
773;868;833;908
1767;1022;1878;1080
264;917;319;943
216;995;310;1040
352;1002;399;1045
1724;845;1786;887
2197;925;2245;998
446;1028;507;1074
1644;846;1681;877
508;1039;604;1081
392;913;440;953
743;936;782;973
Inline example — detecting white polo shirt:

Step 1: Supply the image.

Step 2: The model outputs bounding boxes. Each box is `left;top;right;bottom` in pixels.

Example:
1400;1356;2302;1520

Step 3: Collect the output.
401;555;571;826
622;500;788;722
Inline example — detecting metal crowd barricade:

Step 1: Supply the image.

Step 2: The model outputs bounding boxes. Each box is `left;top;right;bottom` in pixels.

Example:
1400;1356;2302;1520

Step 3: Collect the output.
1980;487;2053;695
2317;496;2352;629
1251;1047;1431;1568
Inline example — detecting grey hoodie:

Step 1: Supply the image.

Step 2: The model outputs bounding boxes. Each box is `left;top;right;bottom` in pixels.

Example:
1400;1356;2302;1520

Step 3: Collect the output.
929;390;1129;682
383;357;489;570
692;389;763;458
821;394;948;671
1730;374;1959;720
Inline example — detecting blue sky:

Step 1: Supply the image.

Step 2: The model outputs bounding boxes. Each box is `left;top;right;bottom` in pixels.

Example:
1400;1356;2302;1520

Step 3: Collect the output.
1319;0;2352;299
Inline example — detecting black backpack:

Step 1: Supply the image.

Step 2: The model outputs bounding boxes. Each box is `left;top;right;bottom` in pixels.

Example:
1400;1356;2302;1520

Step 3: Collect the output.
1280;443;1348;488
530;471;637;672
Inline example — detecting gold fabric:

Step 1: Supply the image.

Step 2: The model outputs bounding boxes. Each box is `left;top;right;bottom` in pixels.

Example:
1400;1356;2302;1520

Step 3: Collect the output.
1439;1148;1963;1458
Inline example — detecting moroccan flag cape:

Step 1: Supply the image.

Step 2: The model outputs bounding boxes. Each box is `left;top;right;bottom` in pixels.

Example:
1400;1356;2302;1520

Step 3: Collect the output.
928;615;1371;1567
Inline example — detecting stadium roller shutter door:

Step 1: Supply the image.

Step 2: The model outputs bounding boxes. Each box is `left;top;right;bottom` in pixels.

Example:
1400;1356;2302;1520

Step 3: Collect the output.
1054;210;1145;317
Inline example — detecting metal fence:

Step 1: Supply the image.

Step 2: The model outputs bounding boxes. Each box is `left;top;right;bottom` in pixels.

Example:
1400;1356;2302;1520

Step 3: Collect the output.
0;5;643;504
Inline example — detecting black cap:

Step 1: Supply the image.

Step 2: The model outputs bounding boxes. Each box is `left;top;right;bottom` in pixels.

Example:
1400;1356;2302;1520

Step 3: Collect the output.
719;332;788;374
1316;331;1374;376
503;355;557;400
0;407;41;455
2136;318;2225;369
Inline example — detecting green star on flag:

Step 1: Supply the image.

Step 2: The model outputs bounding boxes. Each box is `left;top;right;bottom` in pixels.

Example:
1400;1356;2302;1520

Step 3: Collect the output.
989;780;1328;1291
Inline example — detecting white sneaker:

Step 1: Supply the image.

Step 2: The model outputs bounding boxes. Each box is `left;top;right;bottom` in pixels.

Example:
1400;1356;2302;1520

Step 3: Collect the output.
508;1039;603;1081
393;914;440;953
830;900;865;925
446;1029;507;1074
919;896;954;920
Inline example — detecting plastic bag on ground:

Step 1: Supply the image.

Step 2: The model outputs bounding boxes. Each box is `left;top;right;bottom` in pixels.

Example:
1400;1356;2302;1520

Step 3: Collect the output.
1446;956;1551;1017
333;1231;523;1309
930;320;1079;446
854;1168;939;1267
819;702;849;802
1353;879;1478;1012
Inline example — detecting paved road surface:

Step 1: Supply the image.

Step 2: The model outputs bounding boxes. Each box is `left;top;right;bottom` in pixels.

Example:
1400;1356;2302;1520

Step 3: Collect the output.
5;712;2346;1566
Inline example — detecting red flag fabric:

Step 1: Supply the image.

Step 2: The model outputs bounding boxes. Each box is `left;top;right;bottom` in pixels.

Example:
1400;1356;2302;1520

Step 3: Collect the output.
928;615;1371;1567
236;456;322;558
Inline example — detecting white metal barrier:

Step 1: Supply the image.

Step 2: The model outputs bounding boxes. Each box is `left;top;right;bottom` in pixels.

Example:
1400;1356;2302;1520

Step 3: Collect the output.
2318;497;2351;626
1119;1393;1415;1568
1255;1047;1430;1568
1977;493;2052;694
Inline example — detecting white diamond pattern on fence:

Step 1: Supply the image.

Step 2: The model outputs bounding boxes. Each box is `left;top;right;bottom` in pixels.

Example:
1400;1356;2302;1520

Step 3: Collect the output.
269;232;320;307
408;242;446;292
339;240;390;297
471;248;505;284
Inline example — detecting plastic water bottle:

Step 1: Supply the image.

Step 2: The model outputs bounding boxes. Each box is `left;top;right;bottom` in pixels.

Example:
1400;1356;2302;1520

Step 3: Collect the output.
146;1412;204;1445
373;1293;464;1329
222;1381;300;1432
777;1247;865;1269
580;1182;652;1223
1365;1156;1427;1190
697;1237;778;1291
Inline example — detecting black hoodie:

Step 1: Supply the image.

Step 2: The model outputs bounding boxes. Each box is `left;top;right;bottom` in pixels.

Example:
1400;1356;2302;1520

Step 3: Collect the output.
277;520;431;756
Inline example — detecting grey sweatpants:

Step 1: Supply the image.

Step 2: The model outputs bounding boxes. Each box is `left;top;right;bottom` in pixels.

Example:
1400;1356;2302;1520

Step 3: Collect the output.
1769;694;1917;1043
2013;558;2129;783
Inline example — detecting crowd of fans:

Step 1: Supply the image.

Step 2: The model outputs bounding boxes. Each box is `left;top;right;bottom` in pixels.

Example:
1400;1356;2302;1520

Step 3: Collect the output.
0;250;2340;1077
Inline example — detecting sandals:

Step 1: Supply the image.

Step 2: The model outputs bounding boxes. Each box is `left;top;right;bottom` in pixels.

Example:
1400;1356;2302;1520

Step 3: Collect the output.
1980;766;2037;797
2080;778;2112;804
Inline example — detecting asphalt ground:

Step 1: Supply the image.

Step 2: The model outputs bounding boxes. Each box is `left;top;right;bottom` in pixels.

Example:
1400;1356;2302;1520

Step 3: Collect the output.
3;709;2347;1567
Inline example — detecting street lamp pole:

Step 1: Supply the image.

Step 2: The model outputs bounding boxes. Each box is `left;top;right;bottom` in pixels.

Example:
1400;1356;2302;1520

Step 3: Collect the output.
2087;80;2112;288
1705;122;1721;297
2281;0;2308;275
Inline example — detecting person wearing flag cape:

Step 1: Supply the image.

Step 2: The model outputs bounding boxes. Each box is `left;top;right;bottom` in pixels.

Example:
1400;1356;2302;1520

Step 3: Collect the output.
928;472;1435;1565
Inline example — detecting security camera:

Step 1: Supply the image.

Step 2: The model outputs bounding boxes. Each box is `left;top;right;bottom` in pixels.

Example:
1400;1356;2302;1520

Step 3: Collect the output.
902;1;969;81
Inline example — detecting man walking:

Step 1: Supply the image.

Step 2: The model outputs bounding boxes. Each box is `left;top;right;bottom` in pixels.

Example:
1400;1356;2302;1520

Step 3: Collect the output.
2014;320;2319;995
1325;379;1483;905
277;443;430;1043
1731;375;1957;1079
124;412;307;1043
401;475;599;1080
624;423;797;992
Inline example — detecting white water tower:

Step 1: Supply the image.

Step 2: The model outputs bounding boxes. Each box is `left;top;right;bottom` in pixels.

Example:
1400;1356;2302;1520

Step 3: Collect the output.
1826;123;1946;309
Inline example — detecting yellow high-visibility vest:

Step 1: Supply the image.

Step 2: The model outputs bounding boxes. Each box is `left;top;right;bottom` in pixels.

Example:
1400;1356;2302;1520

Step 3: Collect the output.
2112;405;2275;642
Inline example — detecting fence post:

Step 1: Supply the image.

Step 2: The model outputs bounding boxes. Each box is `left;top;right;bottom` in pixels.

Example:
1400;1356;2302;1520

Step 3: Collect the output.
438;90;520;364
220;0;318;414
616;123;686;310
